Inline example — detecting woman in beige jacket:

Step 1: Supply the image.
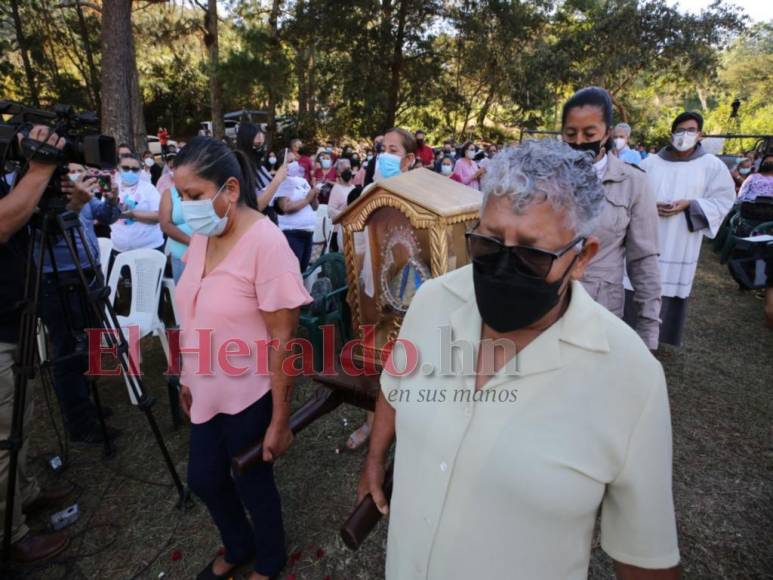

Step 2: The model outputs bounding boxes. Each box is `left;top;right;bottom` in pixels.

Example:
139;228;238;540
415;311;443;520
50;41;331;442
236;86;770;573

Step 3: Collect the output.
560;87;662;350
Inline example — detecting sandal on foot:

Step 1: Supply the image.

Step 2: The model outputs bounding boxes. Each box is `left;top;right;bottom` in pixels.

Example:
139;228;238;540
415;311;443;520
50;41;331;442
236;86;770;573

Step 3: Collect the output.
196;557;244;580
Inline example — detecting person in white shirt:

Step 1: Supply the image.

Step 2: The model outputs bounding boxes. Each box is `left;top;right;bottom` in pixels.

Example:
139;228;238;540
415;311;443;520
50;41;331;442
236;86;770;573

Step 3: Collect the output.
636;111;735;347
327;158;356;251
271;160;318;271
358;138;680;580
110;154;164;254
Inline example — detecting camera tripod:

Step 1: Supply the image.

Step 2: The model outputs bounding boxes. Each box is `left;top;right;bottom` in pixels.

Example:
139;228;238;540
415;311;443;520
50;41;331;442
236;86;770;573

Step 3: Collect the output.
1;205;188;569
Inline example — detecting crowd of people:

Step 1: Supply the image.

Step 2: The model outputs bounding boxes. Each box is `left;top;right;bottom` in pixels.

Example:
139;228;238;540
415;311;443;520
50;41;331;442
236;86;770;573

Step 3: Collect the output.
0;83;772;580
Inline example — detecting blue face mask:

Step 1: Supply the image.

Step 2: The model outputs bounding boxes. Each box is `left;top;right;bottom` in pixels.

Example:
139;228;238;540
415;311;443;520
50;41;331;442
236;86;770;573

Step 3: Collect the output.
377;153;403;179
180;183;231;237
121;171;140;186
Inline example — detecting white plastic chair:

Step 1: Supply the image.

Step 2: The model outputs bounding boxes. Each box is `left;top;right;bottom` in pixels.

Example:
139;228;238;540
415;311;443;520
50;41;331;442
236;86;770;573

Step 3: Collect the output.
97;237;113;281
313;204;333;254
106;249;171;404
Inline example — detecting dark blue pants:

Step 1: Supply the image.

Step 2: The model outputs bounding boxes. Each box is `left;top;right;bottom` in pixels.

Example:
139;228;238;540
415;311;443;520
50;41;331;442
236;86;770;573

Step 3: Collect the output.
187;394;286;577
282;229;313;272
38;270;99;438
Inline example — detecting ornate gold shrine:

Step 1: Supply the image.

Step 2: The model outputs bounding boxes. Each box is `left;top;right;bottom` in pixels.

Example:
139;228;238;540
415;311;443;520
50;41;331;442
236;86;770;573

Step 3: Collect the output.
334;168;482;368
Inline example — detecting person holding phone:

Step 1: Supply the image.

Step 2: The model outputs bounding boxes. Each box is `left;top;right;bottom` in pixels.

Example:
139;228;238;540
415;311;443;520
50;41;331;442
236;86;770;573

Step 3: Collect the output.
271;152;319;271
35;164;122;443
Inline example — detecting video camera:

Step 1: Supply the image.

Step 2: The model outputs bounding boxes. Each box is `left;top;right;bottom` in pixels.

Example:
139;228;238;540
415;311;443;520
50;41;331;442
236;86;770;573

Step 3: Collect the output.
0;100;117;209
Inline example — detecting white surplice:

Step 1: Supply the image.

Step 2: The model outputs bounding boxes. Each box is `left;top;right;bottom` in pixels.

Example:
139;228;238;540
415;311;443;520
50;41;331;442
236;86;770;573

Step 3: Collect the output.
640;151;734;299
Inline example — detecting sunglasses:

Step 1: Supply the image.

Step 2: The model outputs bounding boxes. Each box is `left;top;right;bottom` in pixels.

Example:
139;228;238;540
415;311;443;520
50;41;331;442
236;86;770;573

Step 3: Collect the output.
465;222;585;280
119;166;141;173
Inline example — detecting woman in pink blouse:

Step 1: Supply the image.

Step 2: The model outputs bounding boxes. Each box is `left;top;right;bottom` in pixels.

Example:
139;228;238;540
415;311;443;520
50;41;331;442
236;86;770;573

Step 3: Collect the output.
452;141;485;190
173;137;312;580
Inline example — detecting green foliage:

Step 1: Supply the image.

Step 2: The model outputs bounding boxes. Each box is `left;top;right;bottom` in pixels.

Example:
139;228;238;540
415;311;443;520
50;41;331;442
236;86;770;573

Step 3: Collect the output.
0;0;769;148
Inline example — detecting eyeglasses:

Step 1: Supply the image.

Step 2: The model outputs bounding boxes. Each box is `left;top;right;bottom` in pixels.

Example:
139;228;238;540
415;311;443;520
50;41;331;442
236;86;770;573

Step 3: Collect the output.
673;128;699;136
119;166;141;173
465;222;585;279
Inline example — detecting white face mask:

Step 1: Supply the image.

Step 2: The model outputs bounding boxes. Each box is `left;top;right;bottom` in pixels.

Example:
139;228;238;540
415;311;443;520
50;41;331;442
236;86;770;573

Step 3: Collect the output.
268;156;277;165
180;182;231;237
613;137;626;151
441;164;453;176
672;133;698;152
465;149;476;160
144;157;155;168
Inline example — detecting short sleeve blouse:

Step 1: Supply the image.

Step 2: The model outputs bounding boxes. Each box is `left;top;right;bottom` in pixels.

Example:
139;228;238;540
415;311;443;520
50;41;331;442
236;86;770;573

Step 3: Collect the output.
175;218;312;423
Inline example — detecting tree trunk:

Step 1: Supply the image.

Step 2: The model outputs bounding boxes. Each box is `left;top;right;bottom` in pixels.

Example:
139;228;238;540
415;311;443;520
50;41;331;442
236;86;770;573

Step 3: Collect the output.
99;0;134;148
10;0;39;107
610;92;628;124
265;0;283;149
74;0;101;111
129;29;147;152
204;0;224;139
696;86;708;111
385;0;408;130
476;84;496;131
296;46;308;134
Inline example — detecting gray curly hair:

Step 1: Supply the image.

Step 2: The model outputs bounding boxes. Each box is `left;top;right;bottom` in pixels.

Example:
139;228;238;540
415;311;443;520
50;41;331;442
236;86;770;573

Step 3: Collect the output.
480;139;605;237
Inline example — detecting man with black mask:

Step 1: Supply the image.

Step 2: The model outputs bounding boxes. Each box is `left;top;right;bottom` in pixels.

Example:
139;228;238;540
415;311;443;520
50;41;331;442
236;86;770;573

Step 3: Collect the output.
414;130;434;169
358;138;681;580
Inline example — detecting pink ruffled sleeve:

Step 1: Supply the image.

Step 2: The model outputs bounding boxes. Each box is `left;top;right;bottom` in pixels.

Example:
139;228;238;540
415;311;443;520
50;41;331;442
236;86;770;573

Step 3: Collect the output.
254;223;313;312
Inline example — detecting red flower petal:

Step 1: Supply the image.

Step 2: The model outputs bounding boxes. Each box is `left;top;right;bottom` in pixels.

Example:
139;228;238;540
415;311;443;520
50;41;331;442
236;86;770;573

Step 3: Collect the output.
171;549;182;561
289;549;302;564
287;575;297;580
217;547;225;556
316;547;326;560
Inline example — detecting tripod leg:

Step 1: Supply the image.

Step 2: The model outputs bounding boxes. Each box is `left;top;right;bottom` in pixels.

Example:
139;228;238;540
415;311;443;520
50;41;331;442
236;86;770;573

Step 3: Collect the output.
89;379;114;458
167;375;182;430
56;214;188;504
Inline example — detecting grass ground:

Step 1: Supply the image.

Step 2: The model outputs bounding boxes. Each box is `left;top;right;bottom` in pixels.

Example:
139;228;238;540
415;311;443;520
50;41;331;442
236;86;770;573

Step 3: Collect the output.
15;244;773;580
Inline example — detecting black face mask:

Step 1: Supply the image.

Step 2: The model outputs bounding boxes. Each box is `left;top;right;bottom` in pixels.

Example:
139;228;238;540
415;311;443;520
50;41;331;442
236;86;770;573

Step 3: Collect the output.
759;162;773;173
472;252;578;333
567;139;606;158
416;139;425;146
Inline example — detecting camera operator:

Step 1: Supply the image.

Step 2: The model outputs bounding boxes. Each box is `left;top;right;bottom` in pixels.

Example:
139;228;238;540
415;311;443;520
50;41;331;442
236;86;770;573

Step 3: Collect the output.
0;126;70;563
36;163;122;444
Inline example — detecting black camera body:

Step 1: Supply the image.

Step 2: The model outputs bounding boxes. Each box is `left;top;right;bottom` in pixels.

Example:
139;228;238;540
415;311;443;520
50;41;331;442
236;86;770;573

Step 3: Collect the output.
0;101;117;207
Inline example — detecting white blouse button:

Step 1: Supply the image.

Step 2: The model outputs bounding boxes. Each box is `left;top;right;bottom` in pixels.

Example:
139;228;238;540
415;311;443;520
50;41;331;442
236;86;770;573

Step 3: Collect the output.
440;461;448;472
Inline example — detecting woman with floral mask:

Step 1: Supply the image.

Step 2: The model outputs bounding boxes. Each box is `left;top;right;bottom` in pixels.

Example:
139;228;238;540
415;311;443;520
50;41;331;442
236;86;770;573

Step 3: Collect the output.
174;137;311;580
110;154;164;256
452;141;484;190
